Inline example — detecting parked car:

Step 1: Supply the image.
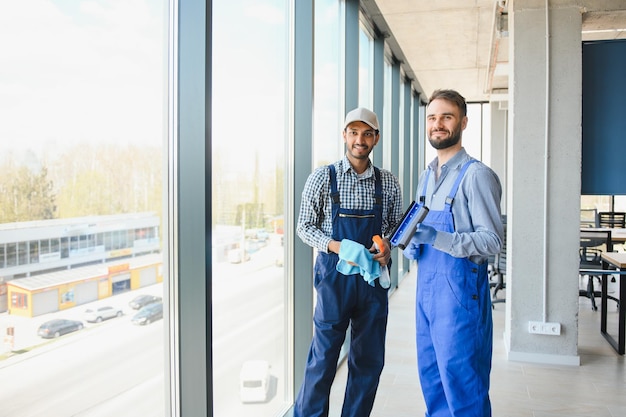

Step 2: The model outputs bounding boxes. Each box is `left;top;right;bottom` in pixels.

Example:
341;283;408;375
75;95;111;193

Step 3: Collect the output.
128;294;162;310
239;360;271;403
131;302;163;325
84;306;124;323
37;319;84;339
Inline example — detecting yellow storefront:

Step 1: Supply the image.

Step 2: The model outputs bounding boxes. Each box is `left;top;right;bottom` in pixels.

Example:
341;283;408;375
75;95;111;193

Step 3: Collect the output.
7;254;162;318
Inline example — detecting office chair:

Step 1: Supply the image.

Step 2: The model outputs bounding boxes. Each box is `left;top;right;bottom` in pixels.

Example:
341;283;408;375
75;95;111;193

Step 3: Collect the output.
598;212;626;265
598;211;626;229
579;228;620;311
580;208;598;228
489;216;507;306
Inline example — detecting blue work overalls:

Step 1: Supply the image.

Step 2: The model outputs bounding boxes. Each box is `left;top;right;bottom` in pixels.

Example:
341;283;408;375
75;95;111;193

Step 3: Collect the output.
294;165;389;417
416;160;492;417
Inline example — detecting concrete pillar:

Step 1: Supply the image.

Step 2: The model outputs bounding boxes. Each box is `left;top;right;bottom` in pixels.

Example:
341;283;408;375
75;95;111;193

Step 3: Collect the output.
505;1;582;365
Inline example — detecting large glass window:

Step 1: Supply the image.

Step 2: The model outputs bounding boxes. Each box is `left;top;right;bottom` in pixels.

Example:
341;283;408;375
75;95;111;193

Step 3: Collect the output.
358;24;374;110
314;0;343;167
464;103;484;159
580;195;626;252
211;1;290;415
6;243;16;268
0;2;168;416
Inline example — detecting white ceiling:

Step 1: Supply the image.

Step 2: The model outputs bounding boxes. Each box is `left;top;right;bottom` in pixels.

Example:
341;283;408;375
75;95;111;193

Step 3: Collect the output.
366;0;626;102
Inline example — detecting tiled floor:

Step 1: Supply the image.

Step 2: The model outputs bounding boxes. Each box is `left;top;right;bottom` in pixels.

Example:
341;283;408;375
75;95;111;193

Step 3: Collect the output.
329;272;626;417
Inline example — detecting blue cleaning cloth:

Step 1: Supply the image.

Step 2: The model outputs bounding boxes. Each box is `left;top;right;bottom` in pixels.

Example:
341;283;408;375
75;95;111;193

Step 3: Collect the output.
336;239;381;287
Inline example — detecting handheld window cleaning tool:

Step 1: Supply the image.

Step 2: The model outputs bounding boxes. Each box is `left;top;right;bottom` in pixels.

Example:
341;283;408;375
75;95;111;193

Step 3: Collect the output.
389;201;429;250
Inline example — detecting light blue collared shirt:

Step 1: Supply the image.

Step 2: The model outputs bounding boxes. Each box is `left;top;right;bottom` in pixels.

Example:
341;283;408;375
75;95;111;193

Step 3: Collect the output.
418;148;504;264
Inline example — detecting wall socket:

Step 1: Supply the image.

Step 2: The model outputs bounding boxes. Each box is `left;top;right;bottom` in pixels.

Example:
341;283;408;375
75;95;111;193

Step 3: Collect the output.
528;321;561;335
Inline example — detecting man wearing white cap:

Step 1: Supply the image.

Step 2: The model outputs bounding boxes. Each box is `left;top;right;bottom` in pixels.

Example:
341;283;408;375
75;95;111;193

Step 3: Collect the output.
295;107;403;416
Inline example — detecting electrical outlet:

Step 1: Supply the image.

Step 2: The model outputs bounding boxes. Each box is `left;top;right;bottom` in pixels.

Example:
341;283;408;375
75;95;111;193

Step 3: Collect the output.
528;321;561;335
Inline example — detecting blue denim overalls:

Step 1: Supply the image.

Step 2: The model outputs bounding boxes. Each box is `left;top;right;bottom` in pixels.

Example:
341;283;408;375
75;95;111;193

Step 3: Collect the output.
294;164;389;417
416;159;492;417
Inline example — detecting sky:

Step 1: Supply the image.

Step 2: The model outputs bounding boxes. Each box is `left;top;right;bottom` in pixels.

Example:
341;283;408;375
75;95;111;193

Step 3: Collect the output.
0;0;343;171
0;0;293;202
0;0;167;155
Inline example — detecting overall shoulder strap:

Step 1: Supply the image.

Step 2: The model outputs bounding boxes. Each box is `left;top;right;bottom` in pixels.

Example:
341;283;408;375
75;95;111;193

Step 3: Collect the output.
419;169;432;204
445;159;478;206
373;166;382;206
328;164;340;204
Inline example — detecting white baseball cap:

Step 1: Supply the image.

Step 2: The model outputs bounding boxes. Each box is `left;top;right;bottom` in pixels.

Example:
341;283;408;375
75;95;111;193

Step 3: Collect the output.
344;107;379;130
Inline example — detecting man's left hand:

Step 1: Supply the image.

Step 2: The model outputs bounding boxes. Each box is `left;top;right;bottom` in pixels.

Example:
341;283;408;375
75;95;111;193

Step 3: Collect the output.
411;224;437;245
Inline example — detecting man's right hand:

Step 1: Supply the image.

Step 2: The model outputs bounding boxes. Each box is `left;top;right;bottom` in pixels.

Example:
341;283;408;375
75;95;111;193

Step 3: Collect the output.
328;240;342;254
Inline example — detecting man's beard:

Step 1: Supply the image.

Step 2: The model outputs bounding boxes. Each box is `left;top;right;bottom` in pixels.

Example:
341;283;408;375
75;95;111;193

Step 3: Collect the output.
428;128;461;150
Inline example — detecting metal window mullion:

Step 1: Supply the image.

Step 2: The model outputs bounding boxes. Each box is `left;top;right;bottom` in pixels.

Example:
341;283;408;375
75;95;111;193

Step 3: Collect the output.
292;0;314;407
343;0;359;113
173;0;211;415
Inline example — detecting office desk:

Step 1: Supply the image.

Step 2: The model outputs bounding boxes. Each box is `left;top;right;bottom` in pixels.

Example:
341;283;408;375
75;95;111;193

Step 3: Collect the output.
600;252;626;354
584;227;626;244
610;228;626;243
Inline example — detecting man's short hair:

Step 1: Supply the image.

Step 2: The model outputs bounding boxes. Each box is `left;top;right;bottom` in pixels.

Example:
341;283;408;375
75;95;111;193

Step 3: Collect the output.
428;89;467;117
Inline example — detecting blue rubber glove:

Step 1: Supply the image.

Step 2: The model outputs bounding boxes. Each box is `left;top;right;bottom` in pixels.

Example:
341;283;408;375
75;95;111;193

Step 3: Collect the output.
411;224;437;245
403;240;421;260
